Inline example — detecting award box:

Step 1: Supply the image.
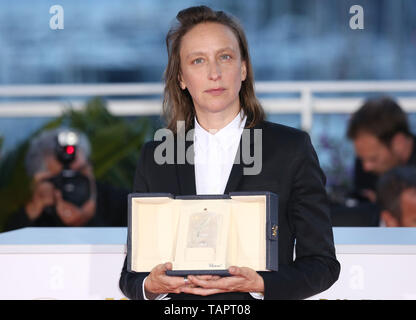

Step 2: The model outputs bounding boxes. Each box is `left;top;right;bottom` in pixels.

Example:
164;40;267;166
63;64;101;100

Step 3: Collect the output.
127;192;278;276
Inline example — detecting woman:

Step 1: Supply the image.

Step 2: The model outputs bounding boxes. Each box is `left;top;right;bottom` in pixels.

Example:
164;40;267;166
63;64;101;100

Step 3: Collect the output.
119;5;340;300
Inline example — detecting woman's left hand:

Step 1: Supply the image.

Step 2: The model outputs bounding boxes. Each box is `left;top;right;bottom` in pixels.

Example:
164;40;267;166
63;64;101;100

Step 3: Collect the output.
180;266;264;296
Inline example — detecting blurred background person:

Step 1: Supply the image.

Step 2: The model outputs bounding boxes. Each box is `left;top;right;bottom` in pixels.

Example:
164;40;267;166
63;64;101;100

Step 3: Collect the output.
329;96;416;227
4;128;128;231
377;166;416;227
347;96;416;203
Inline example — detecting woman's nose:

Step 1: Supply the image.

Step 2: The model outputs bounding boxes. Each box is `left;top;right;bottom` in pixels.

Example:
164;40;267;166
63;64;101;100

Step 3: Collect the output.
208;61;221;81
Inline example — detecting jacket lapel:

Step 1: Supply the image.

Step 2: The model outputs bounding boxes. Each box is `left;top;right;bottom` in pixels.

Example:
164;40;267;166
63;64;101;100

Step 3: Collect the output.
175;131;196;196
224;122;260;193
176;161;196;195
224;148;244;194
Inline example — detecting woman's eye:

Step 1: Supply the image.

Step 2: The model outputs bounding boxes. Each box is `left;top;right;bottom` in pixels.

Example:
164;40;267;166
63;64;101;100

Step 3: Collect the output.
192;58;204;64
220;54;231;61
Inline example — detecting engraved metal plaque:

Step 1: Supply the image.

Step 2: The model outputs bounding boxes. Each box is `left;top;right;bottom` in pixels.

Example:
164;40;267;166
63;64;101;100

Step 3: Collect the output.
187;209;220;249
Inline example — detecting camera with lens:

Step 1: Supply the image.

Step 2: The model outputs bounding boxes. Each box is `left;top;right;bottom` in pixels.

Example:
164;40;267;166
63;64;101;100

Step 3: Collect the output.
47;130;91;207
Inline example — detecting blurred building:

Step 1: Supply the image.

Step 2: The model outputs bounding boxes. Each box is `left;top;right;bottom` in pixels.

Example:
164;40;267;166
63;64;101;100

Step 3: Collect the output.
0;0;415;84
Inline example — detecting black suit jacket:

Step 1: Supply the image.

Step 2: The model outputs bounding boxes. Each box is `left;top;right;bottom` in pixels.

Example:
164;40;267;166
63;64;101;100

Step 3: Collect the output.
119;120;340;300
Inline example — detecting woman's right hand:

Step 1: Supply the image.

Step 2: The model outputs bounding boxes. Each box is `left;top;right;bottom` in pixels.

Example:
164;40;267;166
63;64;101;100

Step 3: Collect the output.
144;262;187;296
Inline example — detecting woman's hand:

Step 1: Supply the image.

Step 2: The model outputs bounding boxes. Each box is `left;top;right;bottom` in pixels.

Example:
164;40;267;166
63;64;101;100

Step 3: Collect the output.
144;262;189;296
180;266;264;296
144;263;222;298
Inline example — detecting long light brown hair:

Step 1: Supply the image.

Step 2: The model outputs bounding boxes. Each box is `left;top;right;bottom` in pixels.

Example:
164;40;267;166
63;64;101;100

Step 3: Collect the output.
163;5;265;133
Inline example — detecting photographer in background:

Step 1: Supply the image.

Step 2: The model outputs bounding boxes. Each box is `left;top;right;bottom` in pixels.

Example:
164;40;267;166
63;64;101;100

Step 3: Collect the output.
5;128;128;230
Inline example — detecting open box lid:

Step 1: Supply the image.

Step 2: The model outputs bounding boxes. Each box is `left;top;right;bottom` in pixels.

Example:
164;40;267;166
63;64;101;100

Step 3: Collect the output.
127;192;278;276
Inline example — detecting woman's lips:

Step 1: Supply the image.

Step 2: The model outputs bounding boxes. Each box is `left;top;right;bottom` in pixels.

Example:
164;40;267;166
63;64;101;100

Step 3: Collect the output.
205;88;225;96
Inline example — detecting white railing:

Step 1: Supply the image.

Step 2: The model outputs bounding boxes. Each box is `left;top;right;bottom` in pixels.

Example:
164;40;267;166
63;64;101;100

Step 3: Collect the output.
1;81;416;131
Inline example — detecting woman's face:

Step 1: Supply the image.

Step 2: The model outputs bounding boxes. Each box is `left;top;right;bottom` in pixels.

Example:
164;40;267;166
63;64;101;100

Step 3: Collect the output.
178;22;247;118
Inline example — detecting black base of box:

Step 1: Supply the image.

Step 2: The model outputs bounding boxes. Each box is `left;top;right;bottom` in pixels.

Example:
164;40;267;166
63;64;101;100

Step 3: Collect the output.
166;269;231;277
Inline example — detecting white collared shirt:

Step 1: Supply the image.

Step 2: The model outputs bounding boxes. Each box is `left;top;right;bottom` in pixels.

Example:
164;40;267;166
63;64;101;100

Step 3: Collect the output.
194;110;246;195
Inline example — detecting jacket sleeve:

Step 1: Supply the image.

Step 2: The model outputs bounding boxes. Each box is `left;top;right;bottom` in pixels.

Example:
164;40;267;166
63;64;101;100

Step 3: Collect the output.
119;143;150;300
260;132;340;299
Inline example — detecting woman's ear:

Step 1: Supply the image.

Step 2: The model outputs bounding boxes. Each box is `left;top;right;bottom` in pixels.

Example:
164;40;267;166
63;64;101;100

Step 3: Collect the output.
241;61;247;81
178;72;186;90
